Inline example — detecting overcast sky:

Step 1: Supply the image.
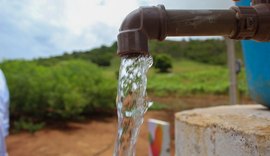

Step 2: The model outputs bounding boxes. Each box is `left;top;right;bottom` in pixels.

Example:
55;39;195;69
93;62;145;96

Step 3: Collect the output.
0;0;234;60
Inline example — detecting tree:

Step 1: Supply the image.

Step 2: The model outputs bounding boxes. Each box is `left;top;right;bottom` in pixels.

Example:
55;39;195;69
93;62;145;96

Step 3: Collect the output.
153;54;172;73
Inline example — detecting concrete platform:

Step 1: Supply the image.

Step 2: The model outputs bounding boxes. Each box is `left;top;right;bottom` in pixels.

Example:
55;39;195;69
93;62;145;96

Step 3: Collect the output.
175;105;270;156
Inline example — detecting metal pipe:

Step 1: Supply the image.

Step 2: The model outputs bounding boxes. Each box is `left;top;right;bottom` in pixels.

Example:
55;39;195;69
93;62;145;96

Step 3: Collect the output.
117;3;270;56
166;10;236;37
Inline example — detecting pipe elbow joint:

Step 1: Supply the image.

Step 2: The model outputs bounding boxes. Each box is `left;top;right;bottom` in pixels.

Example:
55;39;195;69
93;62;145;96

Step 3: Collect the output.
117;5;167;56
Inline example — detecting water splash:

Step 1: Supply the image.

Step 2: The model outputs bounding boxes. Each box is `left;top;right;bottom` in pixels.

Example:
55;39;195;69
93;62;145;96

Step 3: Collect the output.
114;55;153;156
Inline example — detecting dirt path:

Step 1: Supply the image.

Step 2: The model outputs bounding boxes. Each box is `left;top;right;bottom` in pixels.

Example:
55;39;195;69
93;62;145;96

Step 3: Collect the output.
7;111;174;156
6;95;255;156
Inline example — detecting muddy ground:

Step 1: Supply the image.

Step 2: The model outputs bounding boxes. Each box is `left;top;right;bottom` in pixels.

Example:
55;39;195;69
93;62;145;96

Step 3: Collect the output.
6;95;255;156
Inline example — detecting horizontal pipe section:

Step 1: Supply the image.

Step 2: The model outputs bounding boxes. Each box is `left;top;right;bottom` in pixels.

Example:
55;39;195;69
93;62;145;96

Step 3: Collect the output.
117;4;270;56
166;10;237;37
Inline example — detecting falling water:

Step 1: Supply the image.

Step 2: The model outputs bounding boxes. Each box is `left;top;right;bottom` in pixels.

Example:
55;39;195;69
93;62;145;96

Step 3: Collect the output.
114;55;153;156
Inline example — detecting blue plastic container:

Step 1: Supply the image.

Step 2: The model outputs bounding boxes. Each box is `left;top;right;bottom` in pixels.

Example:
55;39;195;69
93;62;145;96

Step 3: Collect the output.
237;0;270;108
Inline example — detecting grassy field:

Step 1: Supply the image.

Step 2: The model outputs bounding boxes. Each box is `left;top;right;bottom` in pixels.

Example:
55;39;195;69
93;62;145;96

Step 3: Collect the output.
147;59;248;96
103;58;248;97
99;58;249;111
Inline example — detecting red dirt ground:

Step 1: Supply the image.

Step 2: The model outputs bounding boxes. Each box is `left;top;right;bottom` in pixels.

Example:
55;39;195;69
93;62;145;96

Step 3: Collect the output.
7;111;173;156
6;95;255;156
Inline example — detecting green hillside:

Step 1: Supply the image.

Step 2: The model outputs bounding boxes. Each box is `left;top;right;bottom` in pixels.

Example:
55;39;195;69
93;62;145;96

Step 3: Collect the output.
35;39;242;67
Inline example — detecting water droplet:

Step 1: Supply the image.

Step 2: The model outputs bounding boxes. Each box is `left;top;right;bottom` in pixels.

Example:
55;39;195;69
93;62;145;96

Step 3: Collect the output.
147;100;154;107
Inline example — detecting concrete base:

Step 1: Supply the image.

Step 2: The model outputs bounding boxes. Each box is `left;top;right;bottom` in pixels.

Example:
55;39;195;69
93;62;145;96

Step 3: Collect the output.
175;105;270;156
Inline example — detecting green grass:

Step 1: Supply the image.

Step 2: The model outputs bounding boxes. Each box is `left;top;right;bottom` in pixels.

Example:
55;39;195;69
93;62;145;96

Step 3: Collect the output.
13;119;45;133
148;102;169;110
146;59;248;97
100;58;248;97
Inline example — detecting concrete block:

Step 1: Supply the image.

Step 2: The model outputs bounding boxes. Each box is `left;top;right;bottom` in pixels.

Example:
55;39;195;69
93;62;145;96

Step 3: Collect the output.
175;105;270;156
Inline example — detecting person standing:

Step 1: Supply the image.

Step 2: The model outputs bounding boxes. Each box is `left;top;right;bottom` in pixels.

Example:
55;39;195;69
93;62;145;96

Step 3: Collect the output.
0;69;9;156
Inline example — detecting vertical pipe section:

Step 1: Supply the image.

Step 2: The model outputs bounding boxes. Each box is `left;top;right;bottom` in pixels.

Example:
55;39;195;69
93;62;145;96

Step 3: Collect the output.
166;10;237;37
226;38;238;105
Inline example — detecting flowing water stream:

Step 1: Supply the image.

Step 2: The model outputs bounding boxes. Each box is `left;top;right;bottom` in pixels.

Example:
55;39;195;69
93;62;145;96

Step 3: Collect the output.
114;55;153;156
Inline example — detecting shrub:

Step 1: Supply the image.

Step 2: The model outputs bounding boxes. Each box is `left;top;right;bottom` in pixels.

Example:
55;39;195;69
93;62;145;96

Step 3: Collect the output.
13;119;45;133
0;60;116;122
153;54;173;73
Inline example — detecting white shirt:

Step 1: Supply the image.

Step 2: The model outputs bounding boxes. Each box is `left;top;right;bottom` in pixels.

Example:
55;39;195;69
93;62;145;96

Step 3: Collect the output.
0;69;9;156
0;127;6;156
0;69;9;137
